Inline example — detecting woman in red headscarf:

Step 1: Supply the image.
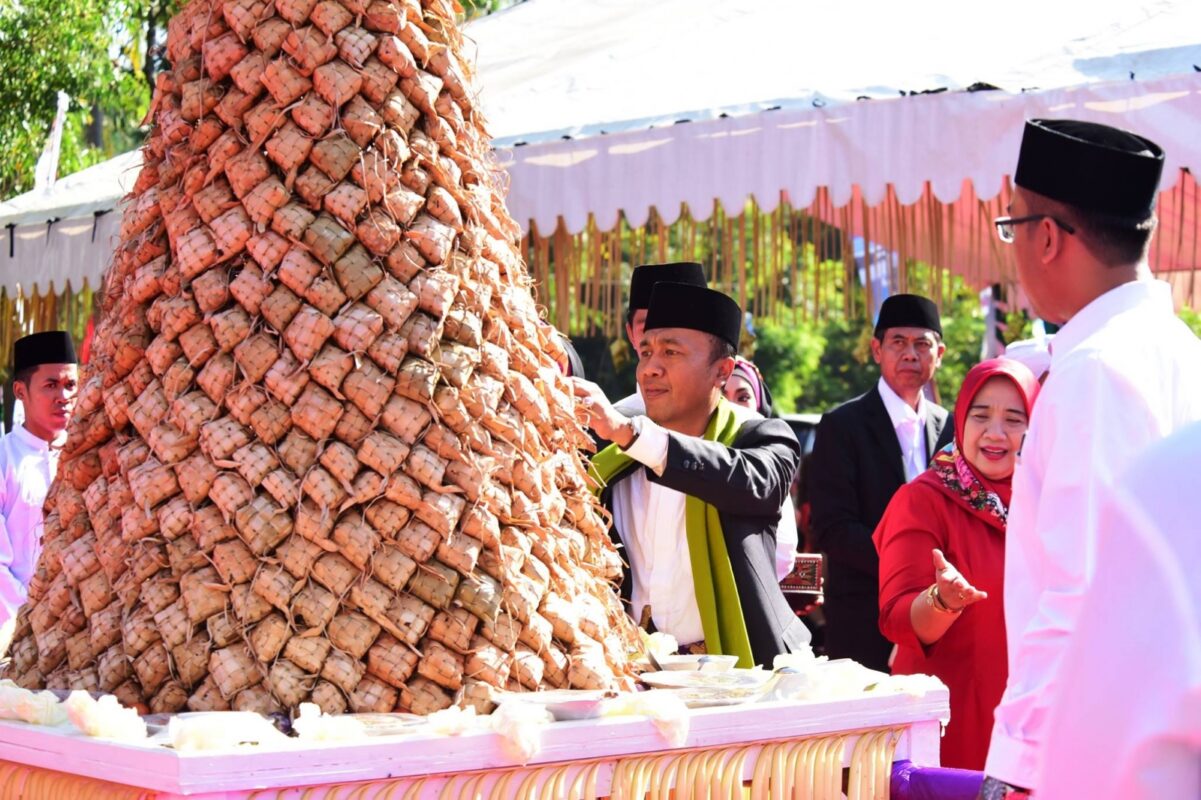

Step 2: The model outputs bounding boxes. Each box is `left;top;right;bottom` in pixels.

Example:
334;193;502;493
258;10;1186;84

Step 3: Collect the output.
873;358;1040;770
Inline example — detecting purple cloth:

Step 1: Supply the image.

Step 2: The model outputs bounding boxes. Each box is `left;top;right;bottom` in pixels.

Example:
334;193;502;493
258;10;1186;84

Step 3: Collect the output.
890;760;985;800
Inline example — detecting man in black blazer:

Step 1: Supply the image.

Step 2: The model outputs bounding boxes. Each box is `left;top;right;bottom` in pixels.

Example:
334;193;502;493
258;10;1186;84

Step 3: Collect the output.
809;294;953;672
574;283;810;667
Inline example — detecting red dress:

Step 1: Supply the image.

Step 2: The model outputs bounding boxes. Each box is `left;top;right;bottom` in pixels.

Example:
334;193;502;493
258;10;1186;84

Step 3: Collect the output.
873;479;1008;770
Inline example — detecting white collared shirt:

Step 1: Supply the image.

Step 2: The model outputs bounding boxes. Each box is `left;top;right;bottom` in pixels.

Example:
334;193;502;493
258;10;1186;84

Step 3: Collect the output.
611;414;704;644
986;280;1201;788
615;390;799;581
0;425;62;626
611;401;790;642
1040;422;1201;800
876;376;928;482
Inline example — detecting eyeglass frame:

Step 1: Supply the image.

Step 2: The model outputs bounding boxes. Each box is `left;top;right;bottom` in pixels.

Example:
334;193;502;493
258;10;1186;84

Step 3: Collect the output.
993;214;1076;244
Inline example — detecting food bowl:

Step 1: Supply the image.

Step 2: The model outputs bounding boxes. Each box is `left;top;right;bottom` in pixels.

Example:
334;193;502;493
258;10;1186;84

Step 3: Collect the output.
654;654;739;672
500;689;616;721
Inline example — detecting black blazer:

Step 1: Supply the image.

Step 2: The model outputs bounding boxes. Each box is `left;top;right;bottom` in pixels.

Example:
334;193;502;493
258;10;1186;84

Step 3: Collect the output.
808;387;952;666
810;386;952;589
599;417;811;666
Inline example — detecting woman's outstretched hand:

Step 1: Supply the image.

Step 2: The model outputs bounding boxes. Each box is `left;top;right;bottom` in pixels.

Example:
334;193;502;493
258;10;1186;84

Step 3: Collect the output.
932;548;988;611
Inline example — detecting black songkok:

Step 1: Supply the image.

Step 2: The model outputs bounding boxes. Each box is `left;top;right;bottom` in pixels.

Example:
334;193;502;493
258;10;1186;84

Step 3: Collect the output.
874;294;942;338
1014;119;1164;227
644;283;742;349
627;262;707;312
14;331;77;374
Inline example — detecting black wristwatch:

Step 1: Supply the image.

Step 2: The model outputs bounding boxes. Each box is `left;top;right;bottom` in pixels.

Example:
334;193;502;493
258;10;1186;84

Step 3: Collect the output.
620;415;644;450
979;776;1033;799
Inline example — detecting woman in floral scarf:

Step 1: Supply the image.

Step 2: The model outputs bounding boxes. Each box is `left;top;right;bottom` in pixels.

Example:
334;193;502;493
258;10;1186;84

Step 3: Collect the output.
873;358;1040;770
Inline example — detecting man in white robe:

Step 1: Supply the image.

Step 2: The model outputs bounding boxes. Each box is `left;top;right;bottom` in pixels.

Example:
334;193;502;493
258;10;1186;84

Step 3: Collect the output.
980;120;1201;798
1039;421;1201;800
0;332;79;634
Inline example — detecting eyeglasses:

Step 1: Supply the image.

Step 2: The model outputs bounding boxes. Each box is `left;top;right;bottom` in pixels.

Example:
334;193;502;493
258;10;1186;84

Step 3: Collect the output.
993;215;1076;244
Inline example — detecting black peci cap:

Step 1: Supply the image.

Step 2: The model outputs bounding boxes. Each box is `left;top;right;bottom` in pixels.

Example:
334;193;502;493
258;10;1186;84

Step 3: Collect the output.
644;282;742;349
874;294;942;338
14;331;78;374
628;262;707;312
1014;119;1164;227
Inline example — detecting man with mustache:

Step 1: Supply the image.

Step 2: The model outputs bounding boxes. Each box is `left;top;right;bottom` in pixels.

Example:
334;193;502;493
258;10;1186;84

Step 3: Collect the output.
574;283;809;665
808;294;953;671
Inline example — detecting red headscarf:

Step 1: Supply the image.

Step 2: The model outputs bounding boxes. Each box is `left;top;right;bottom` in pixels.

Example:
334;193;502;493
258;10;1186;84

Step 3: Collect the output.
916;357;1041;529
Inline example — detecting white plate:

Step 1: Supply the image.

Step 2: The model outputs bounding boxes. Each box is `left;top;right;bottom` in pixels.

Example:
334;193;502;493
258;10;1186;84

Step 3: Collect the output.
499;690;614;721
655;654;739;672
669;687;762;708
638;669;773;691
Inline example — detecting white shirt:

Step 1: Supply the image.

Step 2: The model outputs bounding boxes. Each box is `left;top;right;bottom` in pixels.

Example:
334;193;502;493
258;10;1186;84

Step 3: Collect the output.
614;390;799;581
876;376;928;482
1040;421;1201;799
612;414;705;644
986;280;1201;787
0;425;62;626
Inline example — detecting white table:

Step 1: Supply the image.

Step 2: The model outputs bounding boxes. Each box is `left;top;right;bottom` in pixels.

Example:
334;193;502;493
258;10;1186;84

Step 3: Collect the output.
0;689;948;798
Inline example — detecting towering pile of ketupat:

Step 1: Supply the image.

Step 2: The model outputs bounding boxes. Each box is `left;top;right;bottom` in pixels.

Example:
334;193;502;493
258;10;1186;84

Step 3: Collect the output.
5;0;639;717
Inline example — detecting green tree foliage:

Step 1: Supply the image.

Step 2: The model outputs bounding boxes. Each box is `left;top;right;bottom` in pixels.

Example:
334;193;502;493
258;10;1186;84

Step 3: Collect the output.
0;1;179;198
1179;306;1201;338
0;0;508;199
752;266;986;414
931;276;987;408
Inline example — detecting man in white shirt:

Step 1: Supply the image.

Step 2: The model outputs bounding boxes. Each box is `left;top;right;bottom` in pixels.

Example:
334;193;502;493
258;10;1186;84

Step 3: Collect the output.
0;331;79;634
614;262;799;583
981;119;1201;798
575;282;810;666
1039;421;1201;800
807;294;953;671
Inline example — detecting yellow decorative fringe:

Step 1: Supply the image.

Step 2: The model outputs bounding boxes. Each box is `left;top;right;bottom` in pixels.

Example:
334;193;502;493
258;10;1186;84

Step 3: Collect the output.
0;725;904;799
522;170;1199;338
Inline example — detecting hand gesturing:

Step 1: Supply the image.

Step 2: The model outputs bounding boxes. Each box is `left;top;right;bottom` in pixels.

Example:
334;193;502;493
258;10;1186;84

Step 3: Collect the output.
932;548;987;611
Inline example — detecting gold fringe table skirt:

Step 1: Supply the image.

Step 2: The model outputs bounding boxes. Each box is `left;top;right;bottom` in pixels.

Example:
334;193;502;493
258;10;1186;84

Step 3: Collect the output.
0;725;902;800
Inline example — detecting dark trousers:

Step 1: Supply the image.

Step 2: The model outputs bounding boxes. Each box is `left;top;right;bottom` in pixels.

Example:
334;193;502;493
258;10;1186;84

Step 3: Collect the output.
822;594;892;672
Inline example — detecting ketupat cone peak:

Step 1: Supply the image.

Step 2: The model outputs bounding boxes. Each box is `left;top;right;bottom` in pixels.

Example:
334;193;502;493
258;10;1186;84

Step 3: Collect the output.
6;0;640;716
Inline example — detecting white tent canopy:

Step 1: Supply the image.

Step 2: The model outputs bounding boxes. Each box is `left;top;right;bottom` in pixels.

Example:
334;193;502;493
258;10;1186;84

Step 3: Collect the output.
0;150;141;293
2;0;1200;293
468;0;1201;145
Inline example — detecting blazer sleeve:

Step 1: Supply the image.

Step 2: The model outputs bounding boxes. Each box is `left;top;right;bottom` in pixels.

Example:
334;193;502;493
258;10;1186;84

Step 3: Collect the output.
646;418;800;518
808;408;879;576
873;482;945;651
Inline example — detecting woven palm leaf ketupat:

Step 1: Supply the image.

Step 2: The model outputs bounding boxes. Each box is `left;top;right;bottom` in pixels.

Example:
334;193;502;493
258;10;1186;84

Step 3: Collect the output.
5;0;640;717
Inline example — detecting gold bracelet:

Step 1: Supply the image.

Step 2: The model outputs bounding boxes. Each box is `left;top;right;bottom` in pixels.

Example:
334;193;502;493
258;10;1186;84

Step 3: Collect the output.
926;583;963;615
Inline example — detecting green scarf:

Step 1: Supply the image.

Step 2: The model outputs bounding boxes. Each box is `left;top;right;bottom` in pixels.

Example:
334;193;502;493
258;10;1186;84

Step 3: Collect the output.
590;399;755;668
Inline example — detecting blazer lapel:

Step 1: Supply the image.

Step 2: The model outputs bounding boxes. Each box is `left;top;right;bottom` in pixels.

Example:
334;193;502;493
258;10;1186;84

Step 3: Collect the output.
865;388;907;484
925;404;949;465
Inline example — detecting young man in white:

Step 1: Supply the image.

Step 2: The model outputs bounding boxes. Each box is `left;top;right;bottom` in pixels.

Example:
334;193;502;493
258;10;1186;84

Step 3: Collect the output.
980;120;1201;798
0;332;79;634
